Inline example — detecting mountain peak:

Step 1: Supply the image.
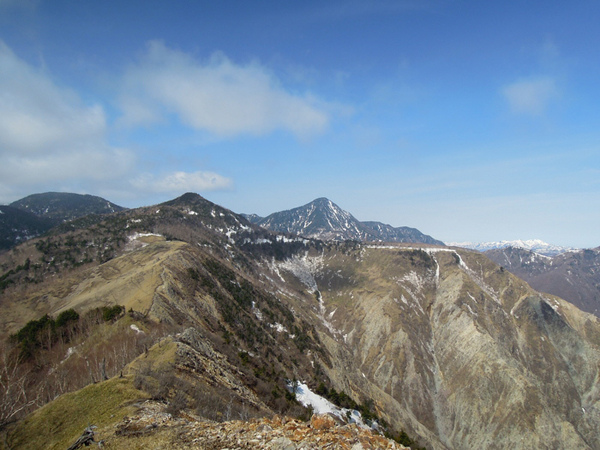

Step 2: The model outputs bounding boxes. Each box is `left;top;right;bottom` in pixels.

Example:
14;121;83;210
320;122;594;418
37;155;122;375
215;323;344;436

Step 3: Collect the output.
256;197;358;240
310;197;335;207
10;192;125;221
162;192;209;207
255;198;443;245
301;198;344;215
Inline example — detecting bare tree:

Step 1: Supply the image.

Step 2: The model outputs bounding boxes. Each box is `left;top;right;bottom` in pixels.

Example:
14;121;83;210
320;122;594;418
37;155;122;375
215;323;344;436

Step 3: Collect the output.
0;345;37;426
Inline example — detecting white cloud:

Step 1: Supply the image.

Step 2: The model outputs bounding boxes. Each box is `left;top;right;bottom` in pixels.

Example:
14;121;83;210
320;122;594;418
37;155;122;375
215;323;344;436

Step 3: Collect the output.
0;41;135;201
131;170;233;194
0;41;235;205
0;148;135;186
119;41;330;138
0;43;106;153
502;76;558;115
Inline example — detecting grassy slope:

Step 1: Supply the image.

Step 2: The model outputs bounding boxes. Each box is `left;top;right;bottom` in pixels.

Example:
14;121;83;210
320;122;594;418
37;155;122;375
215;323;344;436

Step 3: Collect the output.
3;377;149;450
0;238;183;335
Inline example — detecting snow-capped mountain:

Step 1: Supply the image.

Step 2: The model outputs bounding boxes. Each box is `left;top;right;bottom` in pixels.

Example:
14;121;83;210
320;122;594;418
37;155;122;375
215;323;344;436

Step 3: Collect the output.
448;239;578;256
249;197;443;245
256;197;365;241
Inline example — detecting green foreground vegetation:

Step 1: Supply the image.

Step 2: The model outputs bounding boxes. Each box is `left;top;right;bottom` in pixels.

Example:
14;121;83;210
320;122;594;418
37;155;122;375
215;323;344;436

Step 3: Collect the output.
2;377;148;450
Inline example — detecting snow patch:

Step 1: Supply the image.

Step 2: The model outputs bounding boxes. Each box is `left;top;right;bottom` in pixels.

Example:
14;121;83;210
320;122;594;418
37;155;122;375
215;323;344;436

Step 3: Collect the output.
61;346;76;364
125;232;163;251
277;252;323;293
129;232;162;240
252;301;264;321
289;382;375;429
270;322;287;333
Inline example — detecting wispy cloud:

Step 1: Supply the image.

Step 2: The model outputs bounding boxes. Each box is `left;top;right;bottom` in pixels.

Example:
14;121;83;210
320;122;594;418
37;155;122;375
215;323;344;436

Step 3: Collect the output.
118;41;331;139
0;41;135;202
131;171;233;194
502;76;558;116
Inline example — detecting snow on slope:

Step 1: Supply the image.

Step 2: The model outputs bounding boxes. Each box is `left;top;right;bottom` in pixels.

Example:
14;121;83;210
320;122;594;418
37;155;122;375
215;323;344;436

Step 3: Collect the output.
289;382;375;429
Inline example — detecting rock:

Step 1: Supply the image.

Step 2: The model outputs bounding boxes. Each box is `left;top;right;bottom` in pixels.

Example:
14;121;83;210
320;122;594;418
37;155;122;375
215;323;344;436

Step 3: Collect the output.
310;413;336;430
108;402;409;449
268;436;296;450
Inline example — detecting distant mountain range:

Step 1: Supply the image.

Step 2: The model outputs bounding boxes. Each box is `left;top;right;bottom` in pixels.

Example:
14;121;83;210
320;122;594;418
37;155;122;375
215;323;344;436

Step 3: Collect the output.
448;239;578;256
0;192;126;251
243;197;443;245
485;245;600;317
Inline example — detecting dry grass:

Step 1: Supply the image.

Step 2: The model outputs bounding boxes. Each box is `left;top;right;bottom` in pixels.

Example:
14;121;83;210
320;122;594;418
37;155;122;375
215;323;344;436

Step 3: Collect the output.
0;240;186;336
124;337;177;377
2;377;149;450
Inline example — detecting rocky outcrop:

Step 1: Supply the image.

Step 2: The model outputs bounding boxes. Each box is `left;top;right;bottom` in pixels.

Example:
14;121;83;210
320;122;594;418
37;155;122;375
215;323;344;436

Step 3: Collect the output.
174;328;268;412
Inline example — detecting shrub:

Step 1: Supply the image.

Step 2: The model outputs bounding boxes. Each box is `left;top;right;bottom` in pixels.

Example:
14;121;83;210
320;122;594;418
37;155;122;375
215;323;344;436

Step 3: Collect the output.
238;351;250;365
102;304;124;322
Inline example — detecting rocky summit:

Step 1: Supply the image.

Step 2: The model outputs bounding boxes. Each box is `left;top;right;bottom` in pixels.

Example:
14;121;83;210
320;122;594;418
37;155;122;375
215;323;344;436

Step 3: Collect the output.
1;192;600;450
108;403;408;450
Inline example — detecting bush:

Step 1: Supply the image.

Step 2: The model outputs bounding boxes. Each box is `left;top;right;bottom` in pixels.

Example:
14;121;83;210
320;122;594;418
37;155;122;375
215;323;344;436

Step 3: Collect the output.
102;304;124;322
238;351;250;365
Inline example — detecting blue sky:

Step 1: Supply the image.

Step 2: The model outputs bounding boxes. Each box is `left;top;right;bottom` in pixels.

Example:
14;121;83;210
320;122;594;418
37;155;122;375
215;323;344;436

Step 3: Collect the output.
0;0;598;248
